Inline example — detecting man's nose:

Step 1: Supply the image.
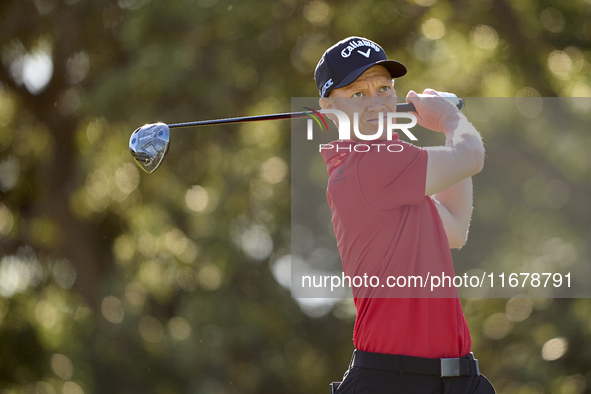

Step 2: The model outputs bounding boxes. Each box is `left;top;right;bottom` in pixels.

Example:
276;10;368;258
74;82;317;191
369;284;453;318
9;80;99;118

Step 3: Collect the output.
367;95;386;112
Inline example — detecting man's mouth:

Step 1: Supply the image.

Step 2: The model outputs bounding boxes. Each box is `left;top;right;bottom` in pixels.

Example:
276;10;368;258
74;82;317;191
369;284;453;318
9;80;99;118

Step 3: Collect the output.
366;116;387;124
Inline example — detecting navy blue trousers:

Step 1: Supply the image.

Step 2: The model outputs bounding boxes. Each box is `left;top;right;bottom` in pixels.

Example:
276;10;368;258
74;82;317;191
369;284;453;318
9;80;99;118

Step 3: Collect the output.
336;366;495;394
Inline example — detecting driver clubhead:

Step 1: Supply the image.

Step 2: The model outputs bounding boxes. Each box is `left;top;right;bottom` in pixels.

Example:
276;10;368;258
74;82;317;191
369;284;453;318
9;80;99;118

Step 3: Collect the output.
129;123;170;173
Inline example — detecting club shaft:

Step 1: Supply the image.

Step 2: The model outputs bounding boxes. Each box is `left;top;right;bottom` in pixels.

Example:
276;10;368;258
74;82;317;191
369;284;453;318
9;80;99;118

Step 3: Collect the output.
167;100;464;129
168;111;309;129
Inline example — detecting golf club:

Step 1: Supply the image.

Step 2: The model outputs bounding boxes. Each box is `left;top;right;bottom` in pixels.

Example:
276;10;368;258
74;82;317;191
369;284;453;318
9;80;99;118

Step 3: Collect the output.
129;95;465;174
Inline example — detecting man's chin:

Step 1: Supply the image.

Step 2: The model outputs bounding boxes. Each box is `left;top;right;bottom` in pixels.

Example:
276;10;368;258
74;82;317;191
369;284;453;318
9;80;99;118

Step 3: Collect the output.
351;135;388;142
350;127;385;141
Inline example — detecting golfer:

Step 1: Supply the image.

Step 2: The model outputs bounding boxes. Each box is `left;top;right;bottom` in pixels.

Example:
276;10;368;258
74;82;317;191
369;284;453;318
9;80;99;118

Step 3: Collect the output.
315;37;495;393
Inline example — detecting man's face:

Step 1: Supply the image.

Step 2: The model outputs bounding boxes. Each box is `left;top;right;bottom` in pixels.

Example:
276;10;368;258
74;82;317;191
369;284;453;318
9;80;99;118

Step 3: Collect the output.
319;65;397;141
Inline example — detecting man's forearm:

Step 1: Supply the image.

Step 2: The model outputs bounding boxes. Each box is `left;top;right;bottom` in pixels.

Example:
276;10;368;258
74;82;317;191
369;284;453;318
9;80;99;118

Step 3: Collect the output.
433;176;474;246
443;115;485;173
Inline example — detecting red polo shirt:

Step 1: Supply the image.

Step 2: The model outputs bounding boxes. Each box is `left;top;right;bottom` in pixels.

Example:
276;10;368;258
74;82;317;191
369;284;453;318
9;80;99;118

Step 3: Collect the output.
321;135;471;358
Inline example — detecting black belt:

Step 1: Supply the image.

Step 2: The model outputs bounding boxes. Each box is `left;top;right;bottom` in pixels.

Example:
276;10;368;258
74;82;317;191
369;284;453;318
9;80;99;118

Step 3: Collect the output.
352;350;480;377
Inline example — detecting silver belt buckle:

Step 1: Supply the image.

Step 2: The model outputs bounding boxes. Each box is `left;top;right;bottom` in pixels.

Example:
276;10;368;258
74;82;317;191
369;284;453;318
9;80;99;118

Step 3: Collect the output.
440;358;461;377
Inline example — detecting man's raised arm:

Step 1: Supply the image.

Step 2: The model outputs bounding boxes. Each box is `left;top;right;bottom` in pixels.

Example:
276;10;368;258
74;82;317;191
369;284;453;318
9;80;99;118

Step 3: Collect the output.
405;89;485;248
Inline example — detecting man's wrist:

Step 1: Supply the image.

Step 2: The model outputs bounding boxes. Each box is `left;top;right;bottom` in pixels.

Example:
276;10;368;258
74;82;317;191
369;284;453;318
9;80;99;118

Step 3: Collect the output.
442;123;459;144
443;115;476;142
442;111;464;134
444;132;455;146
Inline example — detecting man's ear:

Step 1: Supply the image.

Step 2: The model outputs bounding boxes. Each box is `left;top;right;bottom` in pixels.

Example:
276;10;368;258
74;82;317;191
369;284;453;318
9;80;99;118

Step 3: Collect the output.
319;97;332;110
319;97;338;126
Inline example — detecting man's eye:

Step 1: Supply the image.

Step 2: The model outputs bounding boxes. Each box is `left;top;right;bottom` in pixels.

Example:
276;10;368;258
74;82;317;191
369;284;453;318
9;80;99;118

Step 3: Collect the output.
352;92;363;98
380;86;390;92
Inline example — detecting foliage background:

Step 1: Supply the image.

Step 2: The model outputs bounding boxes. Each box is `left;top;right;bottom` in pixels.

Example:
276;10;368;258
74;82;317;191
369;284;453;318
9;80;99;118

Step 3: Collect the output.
1;0;591;393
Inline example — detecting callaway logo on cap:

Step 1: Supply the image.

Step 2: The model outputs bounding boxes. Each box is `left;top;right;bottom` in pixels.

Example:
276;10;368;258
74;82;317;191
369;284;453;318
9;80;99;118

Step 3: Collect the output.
314;36;407;97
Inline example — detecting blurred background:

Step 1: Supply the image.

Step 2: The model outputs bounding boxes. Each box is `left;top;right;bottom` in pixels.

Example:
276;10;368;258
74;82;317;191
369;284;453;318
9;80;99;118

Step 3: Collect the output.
1;0;591;393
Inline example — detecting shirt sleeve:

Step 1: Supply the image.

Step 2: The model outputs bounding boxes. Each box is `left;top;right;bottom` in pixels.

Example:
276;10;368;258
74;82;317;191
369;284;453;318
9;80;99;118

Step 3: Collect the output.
357;142;427;210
